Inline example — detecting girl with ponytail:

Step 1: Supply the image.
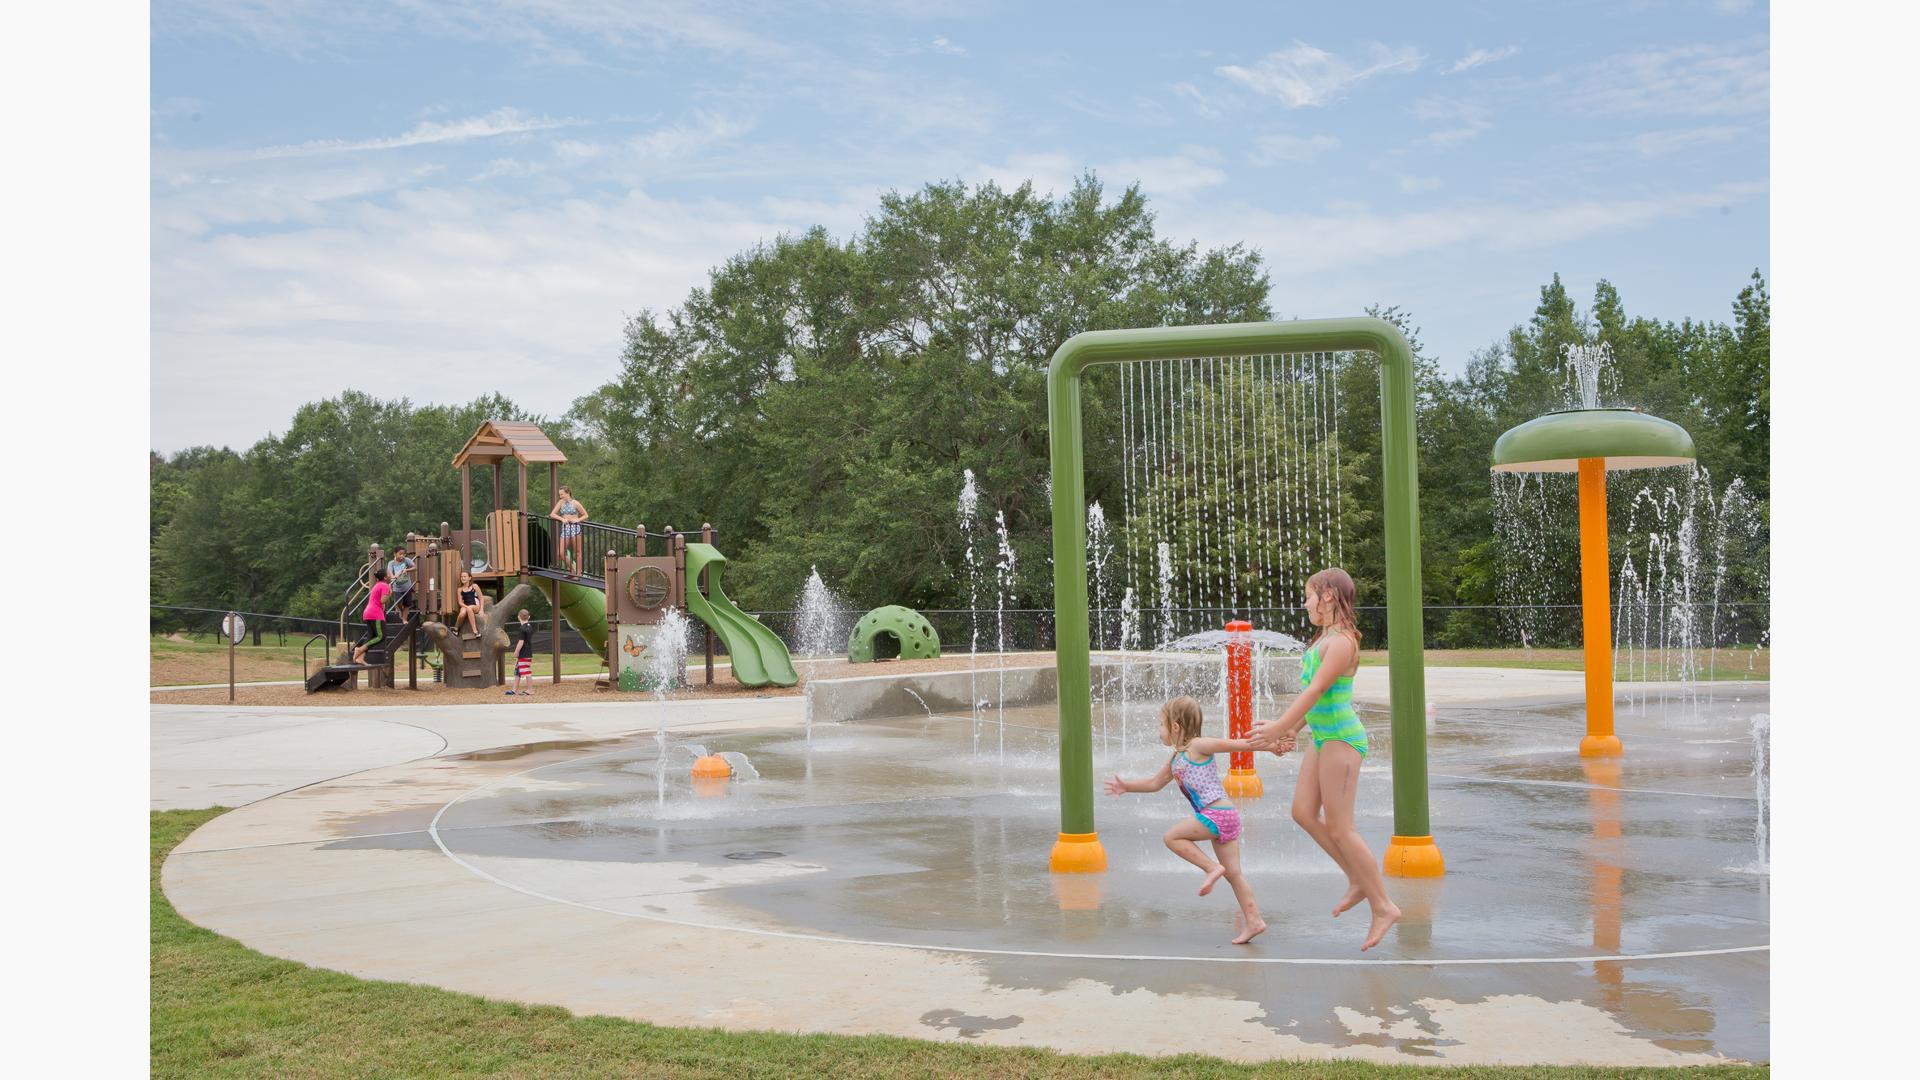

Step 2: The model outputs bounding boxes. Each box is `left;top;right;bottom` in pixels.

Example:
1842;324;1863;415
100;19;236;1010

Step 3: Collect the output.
1252;567;1402;951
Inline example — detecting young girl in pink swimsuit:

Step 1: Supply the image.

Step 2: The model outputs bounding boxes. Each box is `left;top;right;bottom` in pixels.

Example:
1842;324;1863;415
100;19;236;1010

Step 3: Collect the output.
1105;696;1274;944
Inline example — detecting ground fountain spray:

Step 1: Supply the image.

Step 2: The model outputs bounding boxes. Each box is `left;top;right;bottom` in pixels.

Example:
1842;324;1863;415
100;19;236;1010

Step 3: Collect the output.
1750;713;1770;874
994;510;1016;763
647;607;691;809
795;566;849;743
959;469;981;752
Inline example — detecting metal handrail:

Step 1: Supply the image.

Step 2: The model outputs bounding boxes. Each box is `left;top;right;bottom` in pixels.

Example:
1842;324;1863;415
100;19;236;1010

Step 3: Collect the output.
531;518;645;577
302;633;331;683
337;557;381;644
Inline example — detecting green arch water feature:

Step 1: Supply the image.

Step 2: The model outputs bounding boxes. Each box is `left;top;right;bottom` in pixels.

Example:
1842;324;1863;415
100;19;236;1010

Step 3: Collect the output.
1045;317;1442;877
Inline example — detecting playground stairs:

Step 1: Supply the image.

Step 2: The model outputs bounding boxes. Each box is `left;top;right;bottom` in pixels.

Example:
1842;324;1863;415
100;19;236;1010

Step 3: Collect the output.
305;664;362;693
305;610;419;693
458;630;485;682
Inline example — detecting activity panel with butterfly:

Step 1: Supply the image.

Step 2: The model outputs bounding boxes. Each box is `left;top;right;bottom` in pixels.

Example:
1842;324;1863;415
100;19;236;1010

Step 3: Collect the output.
602;540;798;689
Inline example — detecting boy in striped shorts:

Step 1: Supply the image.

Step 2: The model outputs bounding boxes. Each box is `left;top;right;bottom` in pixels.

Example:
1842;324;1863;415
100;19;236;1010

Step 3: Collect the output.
510;609;535;696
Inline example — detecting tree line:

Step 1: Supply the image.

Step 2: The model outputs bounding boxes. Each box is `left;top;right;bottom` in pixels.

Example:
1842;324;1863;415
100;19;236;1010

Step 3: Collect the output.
151;176;1769;645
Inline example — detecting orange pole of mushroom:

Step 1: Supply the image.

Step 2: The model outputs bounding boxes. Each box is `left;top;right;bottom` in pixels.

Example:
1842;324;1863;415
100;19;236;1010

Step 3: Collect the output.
1222;620;1263;798
1578;457;1622;756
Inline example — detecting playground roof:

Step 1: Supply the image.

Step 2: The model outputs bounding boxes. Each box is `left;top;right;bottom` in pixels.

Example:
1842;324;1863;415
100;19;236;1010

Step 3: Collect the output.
451;421;569;468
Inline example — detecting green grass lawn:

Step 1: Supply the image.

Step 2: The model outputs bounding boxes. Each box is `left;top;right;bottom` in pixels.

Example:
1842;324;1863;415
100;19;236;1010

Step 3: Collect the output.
1357;648;1769;682
153;809;1765;1078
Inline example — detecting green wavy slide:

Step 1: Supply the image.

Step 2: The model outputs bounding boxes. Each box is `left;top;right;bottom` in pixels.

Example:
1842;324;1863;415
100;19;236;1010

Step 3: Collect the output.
531;545;797;688
529;575;609;661
682;543;798;688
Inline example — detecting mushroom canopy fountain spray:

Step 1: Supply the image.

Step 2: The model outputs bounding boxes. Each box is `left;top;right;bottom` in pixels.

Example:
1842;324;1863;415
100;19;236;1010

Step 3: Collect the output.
1491;344;1696;757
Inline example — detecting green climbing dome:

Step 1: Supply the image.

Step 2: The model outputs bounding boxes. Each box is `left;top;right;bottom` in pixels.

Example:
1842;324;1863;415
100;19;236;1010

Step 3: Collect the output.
847;605;941;662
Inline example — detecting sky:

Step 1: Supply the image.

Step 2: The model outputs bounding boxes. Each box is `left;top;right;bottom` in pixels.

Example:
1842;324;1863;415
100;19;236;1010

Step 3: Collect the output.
150;1;1769;453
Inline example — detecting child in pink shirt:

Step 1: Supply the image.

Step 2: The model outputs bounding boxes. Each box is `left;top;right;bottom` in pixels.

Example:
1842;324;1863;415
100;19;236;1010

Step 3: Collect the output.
351;567;391;665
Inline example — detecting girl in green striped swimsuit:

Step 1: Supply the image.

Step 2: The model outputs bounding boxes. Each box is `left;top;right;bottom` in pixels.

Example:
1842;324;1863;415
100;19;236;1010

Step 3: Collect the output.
1251;567;1402;952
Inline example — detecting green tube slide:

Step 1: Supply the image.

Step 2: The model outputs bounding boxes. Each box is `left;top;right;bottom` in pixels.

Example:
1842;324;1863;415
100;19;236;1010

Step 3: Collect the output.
529;575;610;661
682;543;798;688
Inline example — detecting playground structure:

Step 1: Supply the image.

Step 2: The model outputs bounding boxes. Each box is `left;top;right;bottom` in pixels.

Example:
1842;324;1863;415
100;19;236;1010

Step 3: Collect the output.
306;420;796;693
846;605;941;662
1491;396;1696;756
1046;318;1442;878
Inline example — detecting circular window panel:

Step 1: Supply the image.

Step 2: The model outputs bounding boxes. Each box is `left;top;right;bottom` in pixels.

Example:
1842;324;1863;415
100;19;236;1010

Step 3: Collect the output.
625;565;671;610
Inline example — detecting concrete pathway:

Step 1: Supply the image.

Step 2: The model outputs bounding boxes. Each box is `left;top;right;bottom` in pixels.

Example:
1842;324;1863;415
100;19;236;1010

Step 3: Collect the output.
152;698;802;810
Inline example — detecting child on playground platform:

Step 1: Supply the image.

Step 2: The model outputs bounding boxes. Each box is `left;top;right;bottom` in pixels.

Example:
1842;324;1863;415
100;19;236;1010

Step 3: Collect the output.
1104;696;1273;944
509;609;535;696
351;566;390;665
549;487;588;579
387;545;415;616
455;570;483;637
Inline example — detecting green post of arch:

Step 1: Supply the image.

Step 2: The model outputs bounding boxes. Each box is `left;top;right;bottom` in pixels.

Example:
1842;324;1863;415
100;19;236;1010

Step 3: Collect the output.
1046;318;1444;877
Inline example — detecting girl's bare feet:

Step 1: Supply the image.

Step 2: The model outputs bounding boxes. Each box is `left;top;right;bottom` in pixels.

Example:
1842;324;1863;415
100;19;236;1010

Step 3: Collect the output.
1333;883;1365;917
1360;901;1402;951
1199;866;1227;896
1232;917;1268;945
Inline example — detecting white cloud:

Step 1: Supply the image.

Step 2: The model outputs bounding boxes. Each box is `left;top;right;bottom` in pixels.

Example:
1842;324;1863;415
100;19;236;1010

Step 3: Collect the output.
1170;82;1224;119
625;113;757;161
1061;91;1164;125
1102;155;1227;198
927;36;966;56
1561;40;1768;117
469;158;546;182
1156;181;1768;277
1249;134;1341;164
1397;175;1443;194
247;108;577;161
152;96;206;118
1445;45;1520;74
158;0;794;60
965;154;1080;198
967;152;1227;203
1215;41;1422;108
1410;97;1493;149
151;182;879;450
1613;125;1747;156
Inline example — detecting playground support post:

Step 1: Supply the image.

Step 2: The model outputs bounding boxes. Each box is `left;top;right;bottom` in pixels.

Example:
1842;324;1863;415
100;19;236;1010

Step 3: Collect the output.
701;523;715;686
1046;318;1442;877
228;611;237;704
1222;620;1263;799
1578;457;1622;756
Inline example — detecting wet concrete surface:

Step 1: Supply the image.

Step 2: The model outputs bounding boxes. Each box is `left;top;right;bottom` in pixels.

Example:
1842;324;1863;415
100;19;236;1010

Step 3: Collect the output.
420;687;1769;1061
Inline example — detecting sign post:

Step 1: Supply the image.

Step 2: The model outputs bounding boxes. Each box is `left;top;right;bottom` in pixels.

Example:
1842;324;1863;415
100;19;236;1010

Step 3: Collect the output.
222;612;246;703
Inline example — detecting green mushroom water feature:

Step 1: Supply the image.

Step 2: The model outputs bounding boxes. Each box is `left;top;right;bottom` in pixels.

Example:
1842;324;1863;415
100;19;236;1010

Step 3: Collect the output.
1491;344;1696;757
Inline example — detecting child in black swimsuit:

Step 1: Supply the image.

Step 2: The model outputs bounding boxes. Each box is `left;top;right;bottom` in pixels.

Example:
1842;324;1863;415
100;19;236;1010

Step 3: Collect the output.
455;571;483;637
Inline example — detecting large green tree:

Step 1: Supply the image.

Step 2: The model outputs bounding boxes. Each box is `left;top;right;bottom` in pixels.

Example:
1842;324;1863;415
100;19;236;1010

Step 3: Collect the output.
577;176;1271;611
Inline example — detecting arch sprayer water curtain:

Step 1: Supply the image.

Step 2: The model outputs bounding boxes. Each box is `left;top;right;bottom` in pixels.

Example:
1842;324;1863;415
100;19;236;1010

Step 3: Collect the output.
1047;318;1443;878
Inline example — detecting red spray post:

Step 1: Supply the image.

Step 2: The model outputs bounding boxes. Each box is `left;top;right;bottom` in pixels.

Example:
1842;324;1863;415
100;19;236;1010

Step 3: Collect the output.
1222;619;1263;799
